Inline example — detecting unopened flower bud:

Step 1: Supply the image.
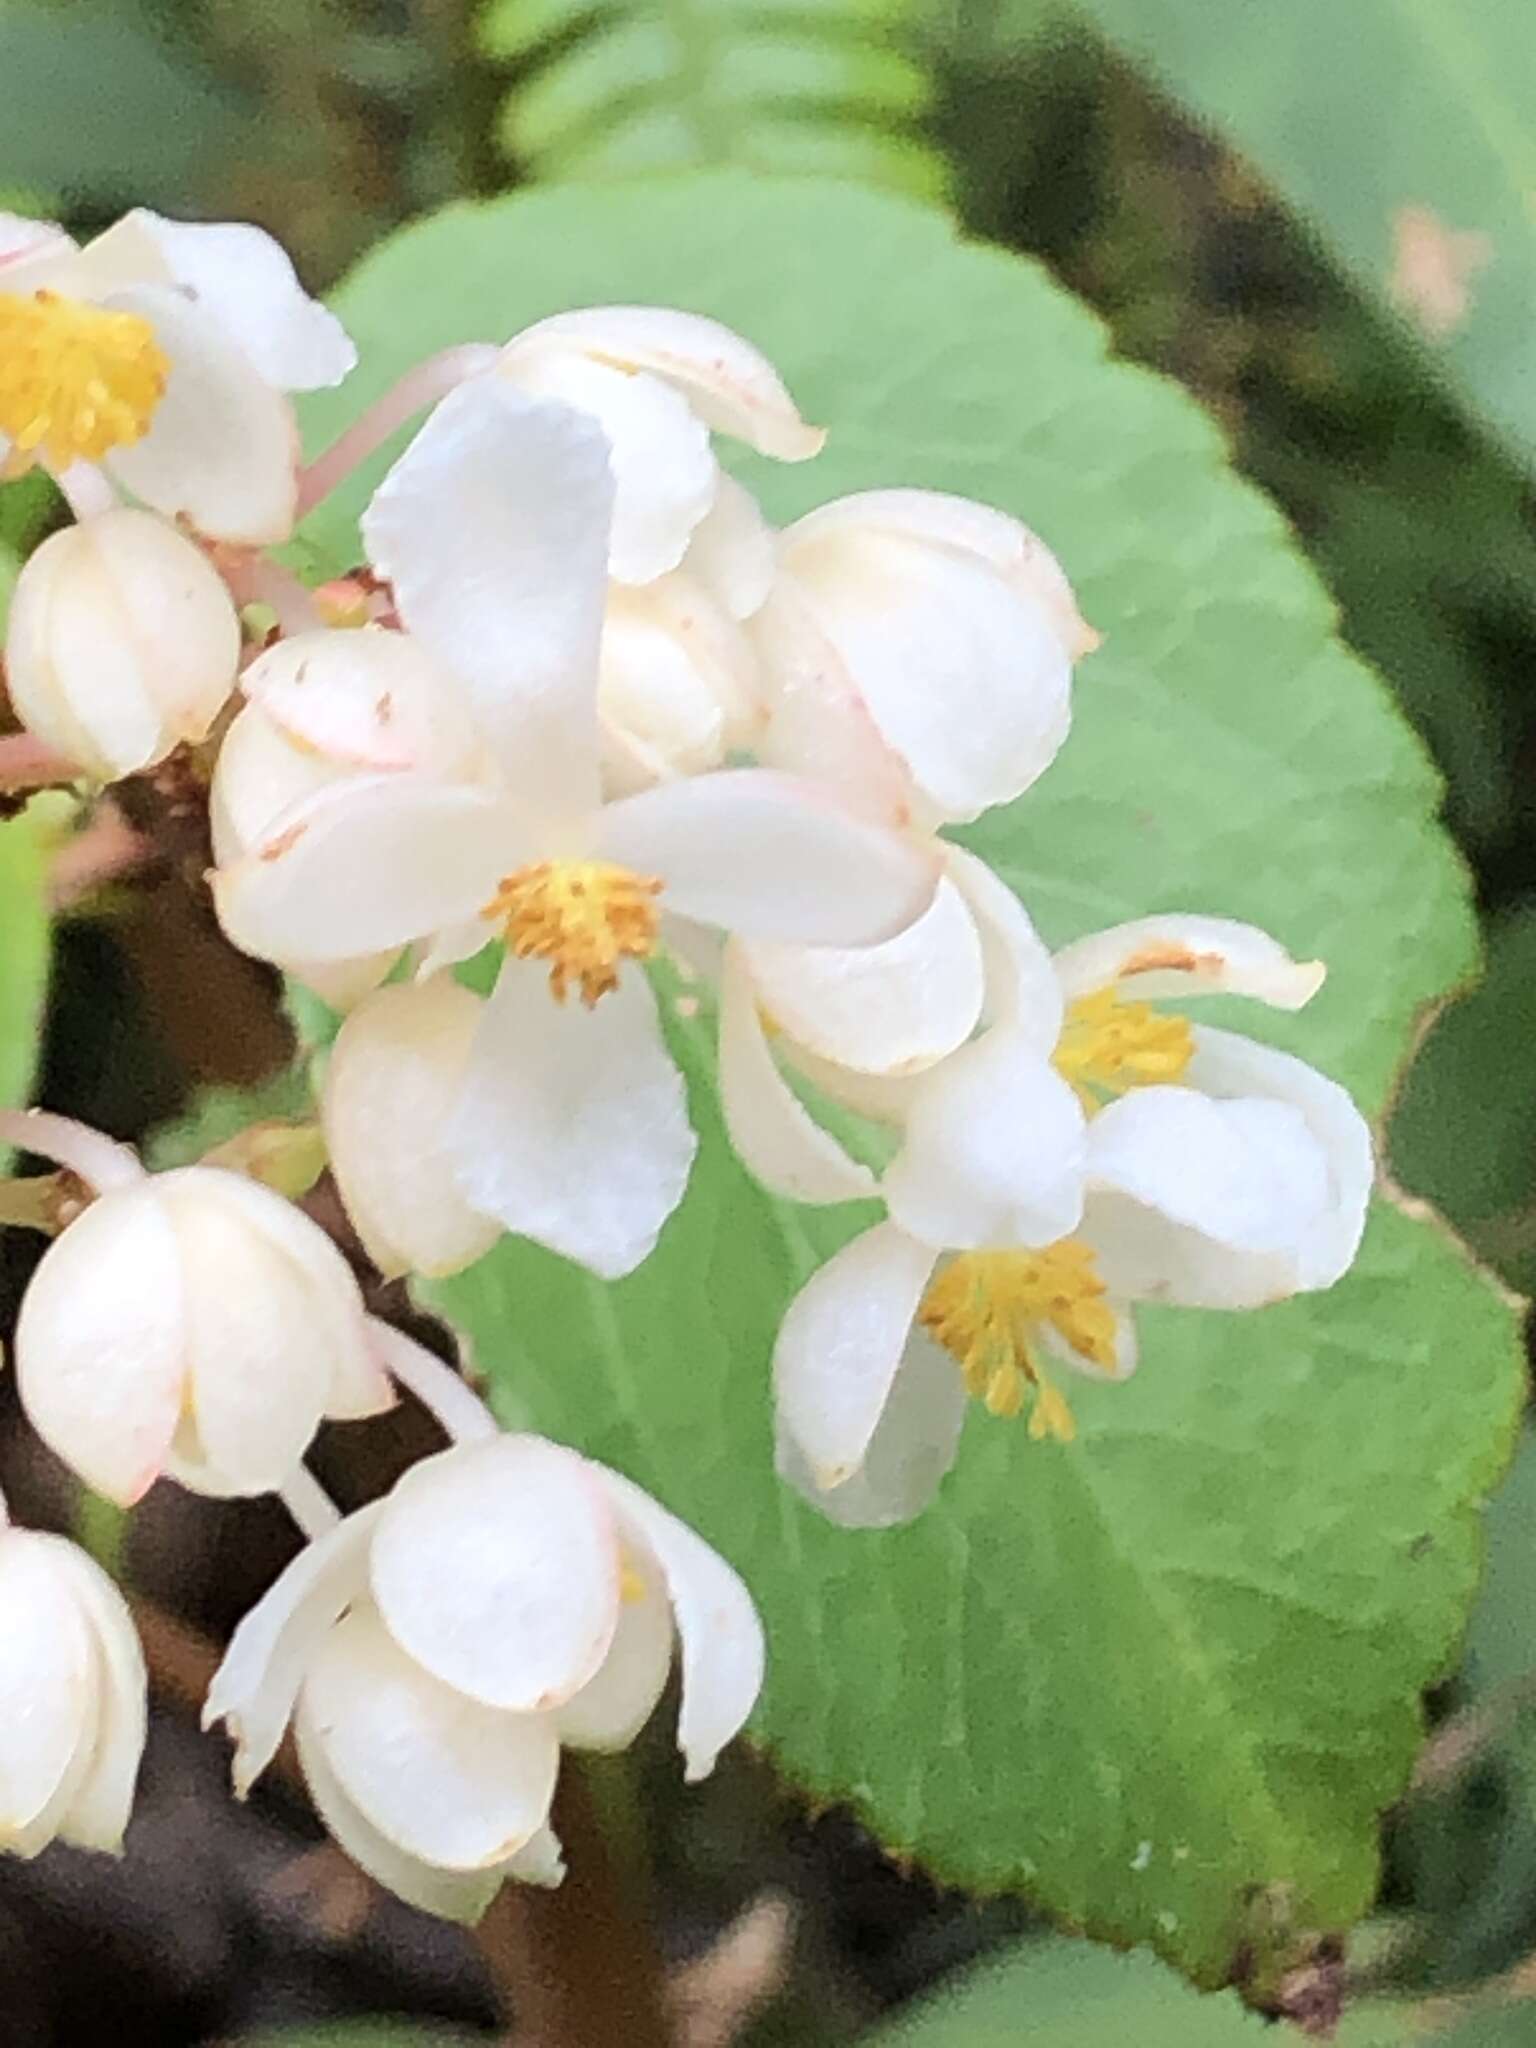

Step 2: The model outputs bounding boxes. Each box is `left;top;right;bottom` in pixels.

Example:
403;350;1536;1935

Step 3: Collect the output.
0;1496;145;1858
206;1434;764;1920
322;976;500;1280
17;1161;392;1505
599;570;762;795
757;489;1096;826
5;508;241;781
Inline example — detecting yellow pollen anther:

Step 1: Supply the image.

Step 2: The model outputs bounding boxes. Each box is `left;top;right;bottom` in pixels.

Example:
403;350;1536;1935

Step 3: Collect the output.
0;290;168;473
484;858;662;1007
918;1240;1121;1442
1052;987;1194;1111
618;1557;648;1605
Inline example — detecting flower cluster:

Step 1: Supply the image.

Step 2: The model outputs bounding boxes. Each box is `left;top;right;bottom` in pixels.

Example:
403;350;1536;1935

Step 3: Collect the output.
0;206;1372;1908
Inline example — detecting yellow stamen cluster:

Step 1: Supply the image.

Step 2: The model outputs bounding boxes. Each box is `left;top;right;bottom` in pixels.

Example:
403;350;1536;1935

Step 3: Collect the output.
484;858;662;1007
917;1240;1119;1440
1052;987;1194;1110
0;290;168;473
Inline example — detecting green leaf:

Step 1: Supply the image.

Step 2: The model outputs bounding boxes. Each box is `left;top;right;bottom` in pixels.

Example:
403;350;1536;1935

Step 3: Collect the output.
0;4;247;206
1054;0;1536;471
310;175;1520;2000
480;0;946;198
0;803;52;1125
1389;903;1536;1293
862;1934;1534;2044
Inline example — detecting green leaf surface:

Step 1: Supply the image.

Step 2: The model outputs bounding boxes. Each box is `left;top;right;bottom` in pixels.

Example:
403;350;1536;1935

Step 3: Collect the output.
862;1934;1535;2045
0;4;247;205
1057;0;1536;470
309;175;1520;1997
0;803;51;1126
1390;903;1536;1294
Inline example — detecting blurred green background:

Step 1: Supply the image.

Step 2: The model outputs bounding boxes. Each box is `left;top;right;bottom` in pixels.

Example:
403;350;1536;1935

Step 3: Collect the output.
7;0;1536;2041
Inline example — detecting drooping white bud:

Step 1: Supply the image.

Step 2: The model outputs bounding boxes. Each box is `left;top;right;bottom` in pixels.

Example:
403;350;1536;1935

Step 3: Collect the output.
5;508;241;781
0;1495;146;1858
205;1433;764;1920
322;976;500;1280
16;1154;392;1505
756;489;1097;826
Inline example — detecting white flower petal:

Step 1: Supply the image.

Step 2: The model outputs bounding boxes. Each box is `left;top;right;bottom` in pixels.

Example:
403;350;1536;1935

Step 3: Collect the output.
942;844;1063;1048
751;581;915;823
500;346;714;585
294;1708;509;1922
45;1541;147;1853
685;472;776;621
1084;1078;1346;1309
300;1603;559;1870
170;1166;390;1424
324;977;502;1280
370;1437;622;1713
776;1325;966;1529
240;628;484;775
590;1465;766;1782
553;1538;674;1755
103;284;299;545
16;1184;186;1505
364;378;612;823
785;526;1071;823
598;574;757;793
1186;1024;1373;1290
204;1504;381;1794
718;942;875;1205
785;489;1098;659
449;958;696;1281
0;1532;94;1846
883;1034;1087;1250
505;306;824;459
601;769;937;947
0;213;77;291
158;1176;333;1494
212;774;519;966
122;211;355;389
739;875;984;1076
1051;915;1326;1010
772;1222;939;1493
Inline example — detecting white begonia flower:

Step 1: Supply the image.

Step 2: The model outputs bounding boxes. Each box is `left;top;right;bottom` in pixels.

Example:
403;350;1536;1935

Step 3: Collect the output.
496;305;822;587
0;206;353;543
211;627;494;1009
204;1434;764;1921
213;380;938;1280
766;904;1372;1527
5;507;241;781
0;1492;146;1858
0;1111;392;1506
755;489;1098;828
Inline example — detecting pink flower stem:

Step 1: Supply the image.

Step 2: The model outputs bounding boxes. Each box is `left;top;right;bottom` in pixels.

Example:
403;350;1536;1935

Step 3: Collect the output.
294;344;500;521
0;1109;143;1193
278;1462;343;1539
0;730;79;791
